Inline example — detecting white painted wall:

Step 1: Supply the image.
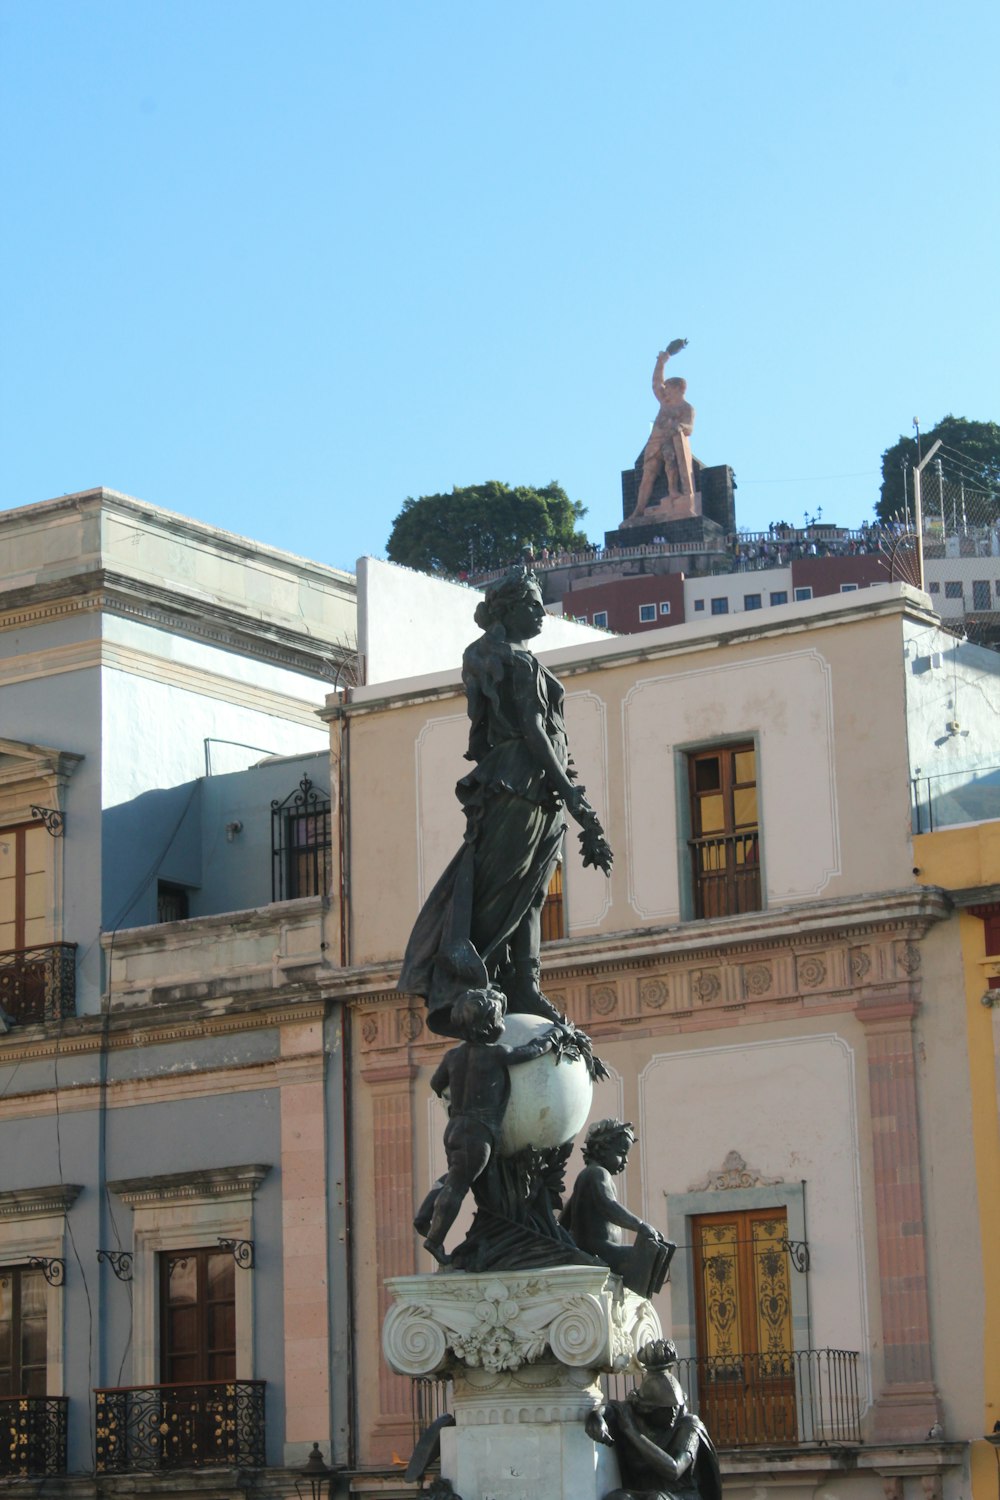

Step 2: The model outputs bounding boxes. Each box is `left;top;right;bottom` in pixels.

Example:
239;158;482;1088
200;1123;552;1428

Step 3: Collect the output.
642;1033;869;1382
357;556;609;686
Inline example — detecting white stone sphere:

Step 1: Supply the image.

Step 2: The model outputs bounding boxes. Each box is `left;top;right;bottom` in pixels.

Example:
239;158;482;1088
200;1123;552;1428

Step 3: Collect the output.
496;1014;593;1157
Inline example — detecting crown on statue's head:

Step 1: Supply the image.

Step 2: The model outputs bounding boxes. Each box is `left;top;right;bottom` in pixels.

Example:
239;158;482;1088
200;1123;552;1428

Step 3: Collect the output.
636;1339;678;1373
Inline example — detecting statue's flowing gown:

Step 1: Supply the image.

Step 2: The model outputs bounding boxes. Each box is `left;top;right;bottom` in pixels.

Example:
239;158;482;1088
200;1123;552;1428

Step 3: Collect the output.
397;628;569;1037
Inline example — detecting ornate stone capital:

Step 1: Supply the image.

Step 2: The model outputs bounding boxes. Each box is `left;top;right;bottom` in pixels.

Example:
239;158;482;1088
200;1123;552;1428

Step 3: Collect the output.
382;1266;660;1377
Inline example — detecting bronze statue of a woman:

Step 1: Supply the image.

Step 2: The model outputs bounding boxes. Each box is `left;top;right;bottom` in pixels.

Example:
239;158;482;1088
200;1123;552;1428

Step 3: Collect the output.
398;568;612;1043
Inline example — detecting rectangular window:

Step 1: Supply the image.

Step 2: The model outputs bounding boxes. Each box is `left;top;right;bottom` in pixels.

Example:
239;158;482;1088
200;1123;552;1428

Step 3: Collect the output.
271;777;333;901
592;611;608;629
0;823;48;954
0;1266;47;1397
928;581;940;593
694;599;705;612
972;580;991;610
574;616;588;624
687;743;761;919
157;882;190;924
692;1208;795;1444
638;604;656;623
710;598;729;615
840;583;858;592
769;591;787;606
945;581;963;599
744;594;761;610
160;1248;236;1385
793;586;813;601
659;601;671;615
540;863;565;943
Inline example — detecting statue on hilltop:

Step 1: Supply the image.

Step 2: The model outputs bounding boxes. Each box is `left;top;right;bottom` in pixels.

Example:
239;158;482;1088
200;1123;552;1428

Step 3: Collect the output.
629;340;698;522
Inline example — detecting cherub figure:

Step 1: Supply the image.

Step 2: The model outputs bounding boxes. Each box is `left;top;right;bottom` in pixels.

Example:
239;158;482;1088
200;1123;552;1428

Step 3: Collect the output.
586;1340;721;1500
561;1119;675;1296
415;987;566;1264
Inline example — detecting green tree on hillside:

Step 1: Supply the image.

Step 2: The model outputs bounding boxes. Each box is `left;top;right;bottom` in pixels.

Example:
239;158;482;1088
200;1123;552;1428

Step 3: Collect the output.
877;415;1000;524
386;481;589;576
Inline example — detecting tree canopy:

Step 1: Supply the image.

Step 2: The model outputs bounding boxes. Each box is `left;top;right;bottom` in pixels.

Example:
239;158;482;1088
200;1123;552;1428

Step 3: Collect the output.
385;481;589;576
876;415;1000;524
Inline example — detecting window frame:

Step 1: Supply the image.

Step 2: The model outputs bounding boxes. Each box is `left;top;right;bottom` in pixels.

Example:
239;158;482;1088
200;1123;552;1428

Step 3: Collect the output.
659;601;671;616
769;591;788;606
710;597;729;616
270;777;333;903
638;604;656;624
793;586;813;602
108;1166;268;1385
679;738;763;922
944;581;963;600
0;1264;49;1397
592;610;608;629
0;1185;79;1398
743;594;762;611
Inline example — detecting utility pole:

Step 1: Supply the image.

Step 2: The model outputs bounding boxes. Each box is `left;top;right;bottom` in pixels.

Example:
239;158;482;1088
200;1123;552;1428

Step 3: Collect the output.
935;457;945;537
901;460;910;530
912;439;942;591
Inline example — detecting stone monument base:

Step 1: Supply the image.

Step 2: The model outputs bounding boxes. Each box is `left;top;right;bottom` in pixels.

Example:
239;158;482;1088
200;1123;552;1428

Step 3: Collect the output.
605;512;725;552
442;1361;620;1500
383;1265;661;1500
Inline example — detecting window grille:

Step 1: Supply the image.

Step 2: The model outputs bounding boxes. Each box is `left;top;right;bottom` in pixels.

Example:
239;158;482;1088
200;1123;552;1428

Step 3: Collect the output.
271;777;332;902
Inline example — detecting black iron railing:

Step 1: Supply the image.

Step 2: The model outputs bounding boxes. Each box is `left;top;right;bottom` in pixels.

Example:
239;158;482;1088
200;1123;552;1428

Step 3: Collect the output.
271;777;332;902
0;1395;69;1476
689;832;761;919
0;944;76;1025
604;1348;862;1447
94;1381;266;1471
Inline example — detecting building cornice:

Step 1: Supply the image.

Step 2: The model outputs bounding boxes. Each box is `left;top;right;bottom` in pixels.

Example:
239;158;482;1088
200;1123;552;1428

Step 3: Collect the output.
325;585;939;721
0;572;356;681
107;1163;271;1208
0;1183;82;1220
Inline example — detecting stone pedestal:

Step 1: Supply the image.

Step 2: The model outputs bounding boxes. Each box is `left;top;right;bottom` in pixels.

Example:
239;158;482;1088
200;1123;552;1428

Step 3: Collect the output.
383;1266;661;1500
604;513;725;553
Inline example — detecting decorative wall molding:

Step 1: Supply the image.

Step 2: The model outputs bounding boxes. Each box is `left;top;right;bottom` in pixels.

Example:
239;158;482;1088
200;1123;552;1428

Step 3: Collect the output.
0;1184;82;1220
108;1164;271;1208
687;1151;785;1192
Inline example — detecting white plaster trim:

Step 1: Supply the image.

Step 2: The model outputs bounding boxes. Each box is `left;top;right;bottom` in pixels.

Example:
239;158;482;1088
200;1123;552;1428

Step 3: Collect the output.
564;690;612;929
622;648;841;921
0;638;325;727
414;711;466;908
636;1032;871;1410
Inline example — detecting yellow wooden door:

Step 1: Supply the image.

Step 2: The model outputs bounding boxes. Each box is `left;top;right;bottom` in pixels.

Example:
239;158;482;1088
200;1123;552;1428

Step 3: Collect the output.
692;1208;796;1445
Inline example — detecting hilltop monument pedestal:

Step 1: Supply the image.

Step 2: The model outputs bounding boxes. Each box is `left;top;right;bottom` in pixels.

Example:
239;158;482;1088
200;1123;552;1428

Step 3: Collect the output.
383;1266;661;1500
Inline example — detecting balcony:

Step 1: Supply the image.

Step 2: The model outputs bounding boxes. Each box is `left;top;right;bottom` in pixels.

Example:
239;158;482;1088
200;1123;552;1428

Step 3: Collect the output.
412;1349;862;1453
0;943;77;1025
690;832;762;919
0;1395;69;1477
95;1381;266;1472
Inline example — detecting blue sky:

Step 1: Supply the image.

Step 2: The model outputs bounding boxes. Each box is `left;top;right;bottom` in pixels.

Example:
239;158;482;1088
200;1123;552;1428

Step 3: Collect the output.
1;1;997;574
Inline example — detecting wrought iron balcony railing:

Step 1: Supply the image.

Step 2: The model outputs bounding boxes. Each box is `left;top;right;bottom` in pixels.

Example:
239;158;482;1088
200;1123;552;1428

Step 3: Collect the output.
412;1348;862;1453
0;1395;69;1477
607;1348;862;1447
0;943;77;1025
94;1380;266;1472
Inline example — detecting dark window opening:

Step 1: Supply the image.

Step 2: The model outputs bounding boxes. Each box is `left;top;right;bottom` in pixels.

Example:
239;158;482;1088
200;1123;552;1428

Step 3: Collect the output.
687;743;761;919
157;882;190;924
271;777;332;901
0;1266;47;1397
160;1248;236;1385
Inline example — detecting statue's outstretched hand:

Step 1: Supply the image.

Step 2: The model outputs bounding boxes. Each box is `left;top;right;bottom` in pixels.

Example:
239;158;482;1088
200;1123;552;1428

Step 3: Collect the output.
566;787;614;877
586;1410;613;1446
